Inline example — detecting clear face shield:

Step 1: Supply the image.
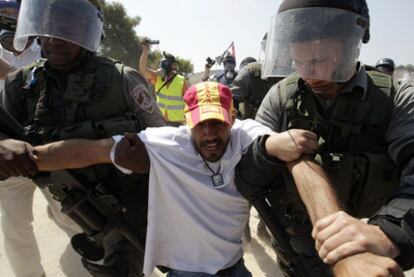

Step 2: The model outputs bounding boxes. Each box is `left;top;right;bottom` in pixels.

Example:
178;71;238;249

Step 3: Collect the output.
262;8;367;83
13;0;103;53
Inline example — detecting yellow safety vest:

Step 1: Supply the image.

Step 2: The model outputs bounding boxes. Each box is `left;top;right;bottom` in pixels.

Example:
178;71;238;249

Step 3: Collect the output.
155;74;185;122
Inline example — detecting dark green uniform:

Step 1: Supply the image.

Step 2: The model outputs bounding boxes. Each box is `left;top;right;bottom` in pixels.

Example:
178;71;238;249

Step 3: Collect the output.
236;66;414;276
1;55;165;276
231;61;281;119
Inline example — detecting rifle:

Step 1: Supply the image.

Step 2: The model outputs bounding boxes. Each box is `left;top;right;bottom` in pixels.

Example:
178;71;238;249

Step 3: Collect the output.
0;106;145;261
251;196;308;276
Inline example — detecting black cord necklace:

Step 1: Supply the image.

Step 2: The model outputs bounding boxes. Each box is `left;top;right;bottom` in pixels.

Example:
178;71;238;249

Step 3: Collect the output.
201;156;224;187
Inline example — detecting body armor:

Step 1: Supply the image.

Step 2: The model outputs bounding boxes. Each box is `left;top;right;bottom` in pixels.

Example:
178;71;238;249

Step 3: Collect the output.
16;55;148;276
267;69;400;276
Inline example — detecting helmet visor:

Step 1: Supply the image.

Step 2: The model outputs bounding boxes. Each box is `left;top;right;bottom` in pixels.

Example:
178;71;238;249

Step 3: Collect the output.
262;7;367;82
14;0;103;53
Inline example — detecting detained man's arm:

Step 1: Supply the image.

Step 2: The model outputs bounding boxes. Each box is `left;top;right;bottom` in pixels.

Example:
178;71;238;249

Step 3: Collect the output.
32;138;114;171
287;156;342;225
287;156;403;277
32;134;150;174
114;133;150;174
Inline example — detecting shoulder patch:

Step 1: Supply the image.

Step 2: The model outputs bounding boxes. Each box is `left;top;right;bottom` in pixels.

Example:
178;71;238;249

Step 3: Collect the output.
131;83;155;113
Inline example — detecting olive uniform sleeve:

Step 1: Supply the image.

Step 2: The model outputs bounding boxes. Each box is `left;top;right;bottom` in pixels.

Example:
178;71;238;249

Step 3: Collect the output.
122;66;166;129
236;82;288;199
368;82;414;270
1;69;27;124
231;66;252;102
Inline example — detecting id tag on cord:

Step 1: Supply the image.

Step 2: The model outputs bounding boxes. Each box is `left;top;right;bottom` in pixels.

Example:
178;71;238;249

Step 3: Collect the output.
212;174;224;187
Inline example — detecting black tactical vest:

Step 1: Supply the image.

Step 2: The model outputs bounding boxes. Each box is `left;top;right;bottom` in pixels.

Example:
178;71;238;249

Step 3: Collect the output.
20;56;145;191
280;69;400;220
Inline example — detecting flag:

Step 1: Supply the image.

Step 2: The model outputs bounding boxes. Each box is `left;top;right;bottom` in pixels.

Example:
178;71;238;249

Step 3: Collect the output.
215;41;236;65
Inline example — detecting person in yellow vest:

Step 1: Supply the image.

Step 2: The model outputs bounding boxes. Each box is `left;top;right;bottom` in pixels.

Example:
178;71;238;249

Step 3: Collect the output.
139;41;189;126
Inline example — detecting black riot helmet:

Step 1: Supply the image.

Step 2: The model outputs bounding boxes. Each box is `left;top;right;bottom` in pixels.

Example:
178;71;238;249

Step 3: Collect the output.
262;0;371;82
375;58;395;75
239;57;256;70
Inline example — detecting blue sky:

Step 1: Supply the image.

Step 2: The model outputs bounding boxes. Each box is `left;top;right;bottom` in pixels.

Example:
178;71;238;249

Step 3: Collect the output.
111;0;414;72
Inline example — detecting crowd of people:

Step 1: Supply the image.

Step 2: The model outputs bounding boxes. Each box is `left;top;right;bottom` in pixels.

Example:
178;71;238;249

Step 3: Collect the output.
0;0;413;277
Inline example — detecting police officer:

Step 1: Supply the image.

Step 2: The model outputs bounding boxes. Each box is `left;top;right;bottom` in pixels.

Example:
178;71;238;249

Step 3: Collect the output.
0;0;165;276
376;58;396;76
231;34;282;120
139;43;189;127
236;0;414;276
0;1;81;277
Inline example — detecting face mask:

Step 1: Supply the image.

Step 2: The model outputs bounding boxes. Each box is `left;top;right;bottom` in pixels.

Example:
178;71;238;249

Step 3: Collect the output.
160;59;172;76
225;71;234;80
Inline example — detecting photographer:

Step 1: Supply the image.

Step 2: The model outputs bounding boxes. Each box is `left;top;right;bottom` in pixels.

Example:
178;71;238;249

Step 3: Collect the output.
139;38;189;126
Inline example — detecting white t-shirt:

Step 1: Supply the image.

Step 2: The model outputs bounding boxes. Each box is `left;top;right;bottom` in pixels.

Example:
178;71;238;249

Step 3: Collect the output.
112;119;271;275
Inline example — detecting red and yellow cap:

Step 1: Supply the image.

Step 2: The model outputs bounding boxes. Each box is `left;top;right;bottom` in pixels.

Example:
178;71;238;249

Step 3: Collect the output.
183;81;234;128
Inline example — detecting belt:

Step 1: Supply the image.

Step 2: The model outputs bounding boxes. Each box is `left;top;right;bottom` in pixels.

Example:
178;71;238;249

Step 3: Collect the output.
161;258;244;276
216;258;243;276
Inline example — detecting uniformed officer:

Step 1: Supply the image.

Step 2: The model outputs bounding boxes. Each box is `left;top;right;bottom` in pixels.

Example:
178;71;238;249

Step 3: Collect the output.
236;0;414;276
231;61;282;120
0;0;165;276
376;58;396;76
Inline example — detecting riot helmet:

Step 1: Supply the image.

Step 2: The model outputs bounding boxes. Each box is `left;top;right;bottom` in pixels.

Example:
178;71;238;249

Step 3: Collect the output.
239;57;256;70
262;0;370;83
375;58;395;76
13;0;104;53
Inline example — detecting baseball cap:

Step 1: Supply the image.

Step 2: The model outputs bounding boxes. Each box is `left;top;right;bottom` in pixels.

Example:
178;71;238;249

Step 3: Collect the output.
183;81;234;128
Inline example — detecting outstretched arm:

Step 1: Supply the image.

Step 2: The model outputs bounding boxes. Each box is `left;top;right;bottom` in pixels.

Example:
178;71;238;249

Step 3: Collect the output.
288;156;402;276
32;133;151;174
32;138;114;171
287;157;342;225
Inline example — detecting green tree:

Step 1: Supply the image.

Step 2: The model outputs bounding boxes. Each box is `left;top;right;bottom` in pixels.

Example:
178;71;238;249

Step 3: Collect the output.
98;1;193;74
396;64;414;72
99;1;142;69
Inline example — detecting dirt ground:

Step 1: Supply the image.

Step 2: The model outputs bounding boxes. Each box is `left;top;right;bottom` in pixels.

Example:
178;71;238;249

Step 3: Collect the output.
0;189;412;277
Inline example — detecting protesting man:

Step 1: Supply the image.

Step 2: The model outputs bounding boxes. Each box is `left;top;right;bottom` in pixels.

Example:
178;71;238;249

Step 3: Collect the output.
25;81;318;277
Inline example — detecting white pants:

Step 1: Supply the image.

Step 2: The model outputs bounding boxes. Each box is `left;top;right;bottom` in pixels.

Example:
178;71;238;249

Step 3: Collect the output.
0;177;81;277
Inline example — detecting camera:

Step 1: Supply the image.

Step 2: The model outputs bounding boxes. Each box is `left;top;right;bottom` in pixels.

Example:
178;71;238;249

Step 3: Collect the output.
143;38;160;45
206;57;215;68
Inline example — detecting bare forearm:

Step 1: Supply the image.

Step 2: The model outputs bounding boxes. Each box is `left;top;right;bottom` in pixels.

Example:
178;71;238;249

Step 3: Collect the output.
138;49;155;82
201;67;210;81
34;138;114;171
288;156;342;225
